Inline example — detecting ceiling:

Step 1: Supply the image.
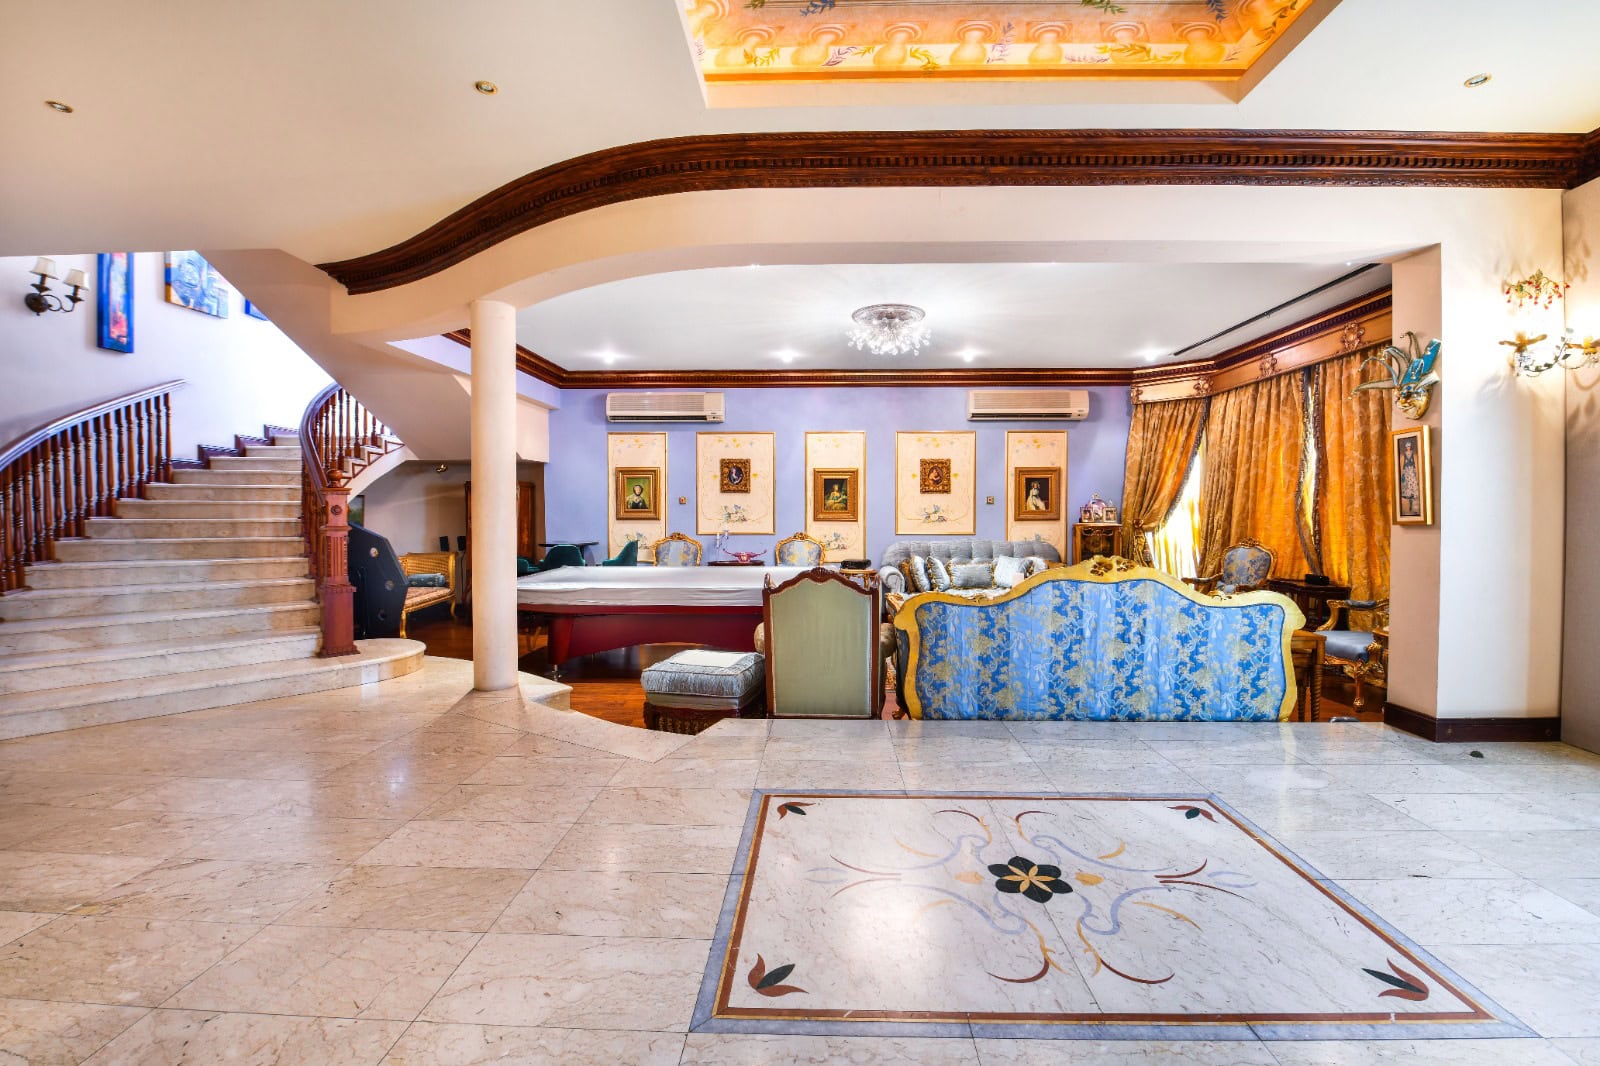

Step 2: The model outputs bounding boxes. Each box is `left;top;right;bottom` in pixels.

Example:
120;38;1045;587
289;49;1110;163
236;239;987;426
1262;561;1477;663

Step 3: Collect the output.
688;0;1321;86
3;1;1599;267
513;260;1390;371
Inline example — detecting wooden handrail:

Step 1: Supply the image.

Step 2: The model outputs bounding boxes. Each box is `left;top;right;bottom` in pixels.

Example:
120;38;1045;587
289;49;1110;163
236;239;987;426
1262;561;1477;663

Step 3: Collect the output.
299;384;402;655
0;380;185;594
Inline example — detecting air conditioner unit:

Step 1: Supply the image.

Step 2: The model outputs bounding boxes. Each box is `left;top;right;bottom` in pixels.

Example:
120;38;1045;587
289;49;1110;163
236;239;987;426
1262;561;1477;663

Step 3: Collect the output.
967;389;1089;422
605;392;725;423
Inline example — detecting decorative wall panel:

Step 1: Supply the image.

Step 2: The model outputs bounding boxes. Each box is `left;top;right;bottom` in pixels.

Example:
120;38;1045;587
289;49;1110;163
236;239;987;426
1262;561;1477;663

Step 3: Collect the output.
608;431;667;560
896;431;976;536
1005;430;1068;556
805;431;866;563
697;432;776;535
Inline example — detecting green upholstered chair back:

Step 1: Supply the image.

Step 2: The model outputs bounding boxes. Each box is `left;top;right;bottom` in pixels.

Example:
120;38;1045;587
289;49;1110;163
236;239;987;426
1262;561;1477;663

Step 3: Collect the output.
535;543;586;572
601;539;639;567
762;569;880;718
1218;540;1274;593
774;532;824;567
652;533;702;567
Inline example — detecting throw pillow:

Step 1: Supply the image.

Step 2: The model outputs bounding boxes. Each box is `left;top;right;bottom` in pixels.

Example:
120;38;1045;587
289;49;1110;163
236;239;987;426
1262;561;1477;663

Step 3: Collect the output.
908;555;933;593
1022;555;1051;578
927;556;952;592
950;561;995;589
992;555;1027;588
407;572;448;588
896;558;917;591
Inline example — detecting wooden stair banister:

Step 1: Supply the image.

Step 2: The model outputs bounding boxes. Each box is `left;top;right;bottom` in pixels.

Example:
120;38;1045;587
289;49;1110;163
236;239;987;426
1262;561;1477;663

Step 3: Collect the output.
299;384;402;656
0;379;184;594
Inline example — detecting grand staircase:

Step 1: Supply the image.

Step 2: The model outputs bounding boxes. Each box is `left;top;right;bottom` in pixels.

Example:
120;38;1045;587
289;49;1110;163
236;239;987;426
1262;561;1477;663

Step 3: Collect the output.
0;431;420;739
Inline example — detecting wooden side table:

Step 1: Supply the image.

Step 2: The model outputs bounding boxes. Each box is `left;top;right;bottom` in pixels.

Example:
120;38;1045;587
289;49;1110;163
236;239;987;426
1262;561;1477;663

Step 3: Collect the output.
1290;631;1326;722
1266;577;1352;630
1072;523;1124;564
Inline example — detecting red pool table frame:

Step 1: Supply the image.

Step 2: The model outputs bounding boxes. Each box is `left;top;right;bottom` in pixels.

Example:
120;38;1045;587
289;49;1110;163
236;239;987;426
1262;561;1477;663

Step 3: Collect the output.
519;602;761;665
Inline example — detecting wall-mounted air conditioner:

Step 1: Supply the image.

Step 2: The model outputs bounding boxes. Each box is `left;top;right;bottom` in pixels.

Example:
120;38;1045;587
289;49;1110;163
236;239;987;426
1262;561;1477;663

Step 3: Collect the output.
605;392;725;423
967;389;1089;422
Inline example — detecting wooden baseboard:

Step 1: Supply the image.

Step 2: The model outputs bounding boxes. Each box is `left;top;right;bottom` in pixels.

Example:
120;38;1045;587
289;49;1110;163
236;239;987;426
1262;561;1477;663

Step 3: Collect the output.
1383;701;1561;743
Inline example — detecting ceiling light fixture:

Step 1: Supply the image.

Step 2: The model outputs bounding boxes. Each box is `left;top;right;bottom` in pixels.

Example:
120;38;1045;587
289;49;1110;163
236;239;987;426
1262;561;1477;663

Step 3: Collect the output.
847;303;930;358
1463;73;1491;88
955;347;982;363
44;100;73;113
474;80;498;95
773;348;801;364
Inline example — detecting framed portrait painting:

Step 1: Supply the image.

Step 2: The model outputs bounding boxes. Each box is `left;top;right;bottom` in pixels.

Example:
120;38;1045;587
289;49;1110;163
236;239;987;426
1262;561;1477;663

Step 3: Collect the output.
719;458;751;494
1389;426;1433;526
812;468;859;522
164;251;231;318
96;253;134;353
615;467;661;521
1013;467;1060;522
919;458;952;494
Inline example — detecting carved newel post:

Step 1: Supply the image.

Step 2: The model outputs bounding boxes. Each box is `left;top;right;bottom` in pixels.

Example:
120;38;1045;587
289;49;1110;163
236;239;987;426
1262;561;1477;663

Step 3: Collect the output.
319;468;358;657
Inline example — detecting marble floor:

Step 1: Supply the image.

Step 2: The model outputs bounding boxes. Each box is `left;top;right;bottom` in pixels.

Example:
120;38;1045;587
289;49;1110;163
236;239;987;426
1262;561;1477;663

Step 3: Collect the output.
0;656;1594;1064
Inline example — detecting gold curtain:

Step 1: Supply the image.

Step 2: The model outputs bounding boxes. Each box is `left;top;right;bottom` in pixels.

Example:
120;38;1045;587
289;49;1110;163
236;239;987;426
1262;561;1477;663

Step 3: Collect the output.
1198;371;1311;579
1315;350;1392;602
1119;397;1208;565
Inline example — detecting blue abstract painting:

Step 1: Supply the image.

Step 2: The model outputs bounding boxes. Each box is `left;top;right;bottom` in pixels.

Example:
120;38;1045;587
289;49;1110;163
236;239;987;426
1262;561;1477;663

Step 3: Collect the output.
96;252;134;353
164;251;230;318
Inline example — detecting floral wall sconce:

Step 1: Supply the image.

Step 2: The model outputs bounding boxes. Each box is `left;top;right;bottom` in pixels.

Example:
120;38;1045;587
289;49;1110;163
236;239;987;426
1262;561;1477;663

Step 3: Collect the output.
1354;331;1440;419
1500;269;1597;377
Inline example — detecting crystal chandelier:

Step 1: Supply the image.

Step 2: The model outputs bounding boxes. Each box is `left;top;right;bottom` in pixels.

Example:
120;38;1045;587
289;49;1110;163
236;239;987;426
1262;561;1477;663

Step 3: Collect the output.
847;303;930;357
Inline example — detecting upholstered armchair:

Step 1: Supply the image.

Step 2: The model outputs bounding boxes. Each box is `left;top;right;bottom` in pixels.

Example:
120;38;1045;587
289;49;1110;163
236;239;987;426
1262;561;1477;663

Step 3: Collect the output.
774;531;825;567
651;532;702;567
1184;538;1275;595
532;543;585;573
601;539;639;567
762;568;886;718
1317;598;1390;711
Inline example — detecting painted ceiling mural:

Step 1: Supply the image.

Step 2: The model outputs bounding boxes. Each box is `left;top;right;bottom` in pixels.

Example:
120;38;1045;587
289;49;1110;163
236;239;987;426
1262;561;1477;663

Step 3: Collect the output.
683;0;1318;83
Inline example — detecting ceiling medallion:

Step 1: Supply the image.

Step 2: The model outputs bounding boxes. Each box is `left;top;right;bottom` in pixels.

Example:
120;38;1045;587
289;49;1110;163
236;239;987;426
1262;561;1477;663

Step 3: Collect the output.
847;303;930;357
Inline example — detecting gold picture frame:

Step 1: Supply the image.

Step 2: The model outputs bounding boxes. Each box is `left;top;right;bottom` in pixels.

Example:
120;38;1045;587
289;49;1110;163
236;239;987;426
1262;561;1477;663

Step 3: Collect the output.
614;467;661;520
919;458;952;494
1013;467;1060;521
812;468;859;522
719;457;752;494
1389;425;1433;526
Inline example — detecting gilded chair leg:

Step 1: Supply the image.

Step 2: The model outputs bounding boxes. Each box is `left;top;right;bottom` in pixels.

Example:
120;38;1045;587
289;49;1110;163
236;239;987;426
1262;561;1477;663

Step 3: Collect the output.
1352;674;1365;711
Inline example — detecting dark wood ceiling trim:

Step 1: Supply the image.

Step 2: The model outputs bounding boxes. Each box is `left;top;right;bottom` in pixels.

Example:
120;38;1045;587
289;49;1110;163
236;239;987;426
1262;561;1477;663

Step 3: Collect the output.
442;286;1390;392
320;128;1596;294
1574;127;1600;190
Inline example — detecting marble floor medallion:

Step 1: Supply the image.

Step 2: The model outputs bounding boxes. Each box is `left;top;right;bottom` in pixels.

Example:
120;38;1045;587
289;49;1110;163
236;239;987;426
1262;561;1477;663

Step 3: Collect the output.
693;792;1529;1040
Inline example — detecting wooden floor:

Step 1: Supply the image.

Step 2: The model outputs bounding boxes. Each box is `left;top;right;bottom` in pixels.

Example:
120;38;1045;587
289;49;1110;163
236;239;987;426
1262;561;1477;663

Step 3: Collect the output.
405;605;1380;728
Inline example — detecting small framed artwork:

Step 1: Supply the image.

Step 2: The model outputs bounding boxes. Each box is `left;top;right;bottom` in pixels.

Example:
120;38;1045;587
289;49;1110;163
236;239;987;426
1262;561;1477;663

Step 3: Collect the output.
96;252;134;353
243;299;268;321
1390;425;1434;525
1013;467;1060;521
719;457;751;494
615;467;661;520
164;251;231;318
812;468;859;522
919;458;952;494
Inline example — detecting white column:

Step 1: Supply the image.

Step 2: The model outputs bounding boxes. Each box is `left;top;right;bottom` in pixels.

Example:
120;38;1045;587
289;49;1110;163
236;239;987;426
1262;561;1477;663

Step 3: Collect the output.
470;298;519;692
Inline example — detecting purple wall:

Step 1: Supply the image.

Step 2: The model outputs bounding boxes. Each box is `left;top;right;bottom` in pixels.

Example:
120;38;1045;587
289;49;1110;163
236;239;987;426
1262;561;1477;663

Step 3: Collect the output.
544;385;1131;564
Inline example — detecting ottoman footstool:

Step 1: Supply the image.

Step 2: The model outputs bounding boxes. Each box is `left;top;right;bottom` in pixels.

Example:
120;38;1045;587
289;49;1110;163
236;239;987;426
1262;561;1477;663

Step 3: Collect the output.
641;650;766;734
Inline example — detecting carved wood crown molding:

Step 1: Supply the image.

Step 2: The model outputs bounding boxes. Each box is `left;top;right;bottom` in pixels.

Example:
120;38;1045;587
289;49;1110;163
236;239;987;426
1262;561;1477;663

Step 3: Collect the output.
320;128;1598;294
442;287;1390;392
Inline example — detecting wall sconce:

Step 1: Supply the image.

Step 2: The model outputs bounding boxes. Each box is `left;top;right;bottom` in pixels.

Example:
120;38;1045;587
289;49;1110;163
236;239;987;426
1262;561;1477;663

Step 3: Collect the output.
24;257;88;315
1502;330;1600;377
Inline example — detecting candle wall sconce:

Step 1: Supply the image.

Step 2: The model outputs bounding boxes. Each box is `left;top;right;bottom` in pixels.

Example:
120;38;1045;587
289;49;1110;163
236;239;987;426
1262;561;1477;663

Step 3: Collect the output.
24;257;88;315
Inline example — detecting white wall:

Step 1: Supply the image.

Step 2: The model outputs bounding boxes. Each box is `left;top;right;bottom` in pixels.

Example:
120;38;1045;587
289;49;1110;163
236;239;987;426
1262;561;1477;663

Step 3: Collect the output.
359;459;543;557
1562;176;1600;752
0;253;331;458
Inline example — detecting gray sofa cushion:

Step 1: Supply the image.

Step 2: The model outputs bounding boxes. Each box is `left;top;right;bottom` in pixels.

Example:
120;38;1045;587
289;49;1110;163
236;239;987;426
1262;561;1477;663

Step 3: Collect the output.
879;537;1061;595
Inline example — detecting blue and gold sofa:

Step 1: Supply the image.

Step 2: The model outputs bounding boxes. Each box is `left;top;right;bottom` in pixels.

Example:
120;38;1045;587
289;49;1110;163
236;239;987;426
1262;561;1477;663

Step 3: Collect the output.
893;556;1305;722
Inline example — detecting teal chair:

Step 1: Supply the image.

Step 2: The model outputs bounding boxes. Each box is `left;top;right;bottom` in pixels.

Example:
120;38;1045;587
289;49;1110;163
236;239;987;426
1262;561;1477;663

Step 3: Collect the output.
601;540;639;567
534;543;586;572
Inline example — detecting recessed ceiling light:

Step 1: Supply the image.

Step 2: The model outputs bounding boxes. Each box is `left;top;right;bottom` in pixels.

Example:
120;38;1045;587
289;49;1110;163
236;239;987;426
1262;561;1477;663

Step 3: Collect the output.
956;347;982;363
596;350;623;365
773;348;801;364
1463;73;1491;88
45;100;73;113
474;80;499;95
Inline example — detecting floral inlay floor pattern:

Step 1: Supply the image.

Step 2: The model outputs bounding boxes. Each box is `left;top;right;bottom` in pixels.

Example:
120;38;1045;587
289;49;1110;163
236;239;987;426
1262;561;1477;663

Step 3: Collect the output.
696;792;1527;1040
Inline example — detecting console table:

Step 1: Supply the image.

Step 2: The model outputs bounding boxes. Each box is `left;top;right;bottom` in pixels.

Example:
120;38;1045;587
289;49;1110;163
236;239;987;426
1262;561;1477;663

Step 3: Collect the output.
1267;577;1351;631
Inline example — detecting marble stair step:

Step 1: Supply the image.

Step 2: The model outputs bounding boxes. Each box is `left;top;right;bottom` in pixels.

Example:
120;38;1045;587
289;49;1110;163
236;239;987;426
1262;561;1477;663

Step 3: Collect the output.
203;456;302;473
0;577;316;621
0;628;322;695
114;498;300;520
52;536;305;562
83;516;302;540
20;556;310;589
243;444;303;457
0;601;322;654
0;638;424;741
143;482;299;503
170;468;298;486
